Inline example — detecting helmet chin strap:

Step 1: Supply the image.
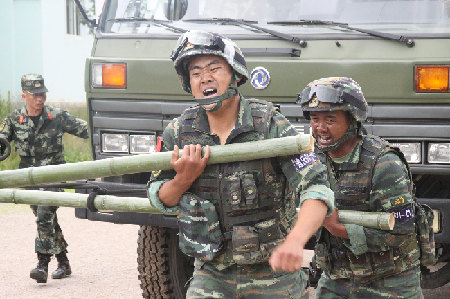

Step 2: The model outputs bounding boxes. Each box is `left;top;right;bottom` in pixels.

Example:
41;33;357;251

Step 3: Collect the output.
193;76;238;112
314;119;360;153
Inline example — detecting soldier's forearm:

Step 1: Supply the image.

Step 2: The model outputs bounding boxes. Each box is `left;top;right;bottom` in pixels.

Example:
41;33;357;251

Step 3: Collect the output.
288;198;328;246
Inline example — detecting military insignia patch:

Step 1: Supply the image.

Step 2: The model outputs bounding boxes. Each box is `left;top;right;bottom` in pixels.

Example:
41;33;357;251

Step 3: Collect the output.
183;43;195;52
0;120;5;131
291;152;318;172
393;206;414;222
308;97;319;107
152;170;161;178
393;196;406;206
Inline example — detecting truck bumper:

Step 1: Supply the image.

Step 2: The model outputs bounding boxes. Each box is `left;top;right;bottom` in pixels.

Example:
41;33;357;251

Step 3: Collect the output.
74;180;178;228
74;207;178;227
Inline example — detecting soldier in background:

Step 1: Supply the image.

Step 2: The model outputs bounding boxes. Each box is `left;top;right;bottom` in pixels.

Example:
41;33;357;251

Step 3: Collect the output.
298;77;423;298
0;74;89;283
147;30;335;298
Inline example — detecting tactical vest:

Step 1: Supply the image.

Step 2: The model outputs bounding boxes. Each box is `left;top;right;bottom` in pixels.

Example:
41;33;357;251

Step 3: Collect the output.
315;135;420;280
177;99;293;264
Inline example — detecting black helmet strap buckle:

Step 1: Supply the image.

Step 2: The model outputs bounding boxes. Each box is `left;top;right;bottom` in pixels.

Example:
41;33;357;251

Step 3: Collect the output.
194;76;238;112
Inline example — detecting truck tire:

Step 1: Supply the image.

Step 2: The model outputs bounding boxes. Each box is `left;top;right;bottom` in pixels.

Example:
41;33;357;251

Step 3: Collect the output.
137;226;195;299
421;262;450;289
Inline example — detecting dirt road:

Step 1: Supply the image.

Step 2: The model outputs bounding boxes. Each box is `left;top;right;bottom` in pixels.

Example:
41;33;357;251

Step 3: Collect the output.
1;205;142;299
1;204;449;298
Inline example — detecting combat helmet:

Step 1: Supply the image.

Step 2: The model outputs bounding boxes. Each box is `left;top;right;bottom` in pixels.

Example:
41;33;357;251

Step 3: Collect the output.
297;77;368;152
170;30;249;112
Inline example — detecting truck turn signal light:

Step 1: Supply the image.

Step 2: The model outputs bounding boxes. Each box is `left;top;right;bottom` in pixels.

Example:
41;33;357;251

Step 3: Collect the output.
415;65;449;92
92;63;127;89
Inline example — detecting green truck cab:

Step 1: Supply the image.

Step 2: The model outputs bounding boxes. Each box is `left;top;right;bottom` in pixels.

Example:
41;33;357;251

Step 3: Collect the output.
76;0;450;297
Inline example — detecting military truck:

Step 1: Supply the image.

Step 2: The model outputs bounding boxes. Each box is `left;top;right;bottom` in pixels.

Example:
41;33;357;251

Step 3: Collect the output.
74;0;450;297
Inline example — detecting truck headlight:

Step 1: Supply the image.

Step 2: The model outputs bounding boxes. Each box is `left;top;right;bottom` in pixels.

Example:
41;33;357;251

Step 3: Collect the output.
428;143;450;164
102;133;128;153
92;63;127;89
130;135;156;154
391;143;421;163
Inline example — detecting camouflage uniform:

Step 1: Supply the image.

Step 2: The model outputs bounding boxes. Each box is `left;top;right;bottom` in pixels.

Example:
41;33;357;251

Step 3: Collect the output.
297;77;422;298
0;104;89;254
313;135;423;299
148;96;334;298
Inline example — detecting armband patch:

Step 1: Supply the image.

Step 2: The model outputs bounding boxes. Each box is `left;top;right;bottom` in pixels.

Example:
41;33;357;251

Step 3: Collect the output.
393;206;414;222
0;121;5;131
291;152;318;172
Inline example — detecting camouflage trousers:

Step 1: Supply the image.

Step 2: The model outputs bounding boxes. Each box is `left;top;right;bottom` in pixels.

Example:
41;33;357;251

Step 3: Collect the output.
31;205;68;255
187;261;309;299
315;266;423;299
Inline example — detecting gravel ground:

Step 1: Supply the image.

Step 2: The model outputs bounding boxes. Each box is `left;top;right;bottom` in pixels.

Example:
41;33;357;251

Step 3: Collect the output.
1;203;448;299
0;205;142;299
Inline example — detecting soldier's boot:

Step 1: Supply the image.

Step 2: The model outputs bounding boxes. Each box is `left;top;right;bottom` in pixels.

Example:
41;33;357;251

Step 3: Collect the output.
30;253;51;283
52;251;72;279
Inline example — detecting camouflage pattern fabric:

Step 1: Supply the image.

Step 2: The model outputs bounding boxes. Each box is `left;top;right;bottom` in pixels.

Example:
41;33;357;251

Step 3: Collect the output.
21;74;48;94
314;134;421;295
171;31;249;93
178;193;223;261
187;262;309;299
148;96;334;281
31;204;68;255
0;105;88;167
414;202;436;266
0;104;88;255
315;266;423;299
299;77;368;122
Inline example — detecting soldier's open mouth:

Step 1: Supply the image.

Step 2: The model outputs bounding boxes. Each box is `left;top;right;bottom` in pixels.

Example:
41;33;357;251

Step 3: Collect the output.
203;88;217;97
318;135;332;145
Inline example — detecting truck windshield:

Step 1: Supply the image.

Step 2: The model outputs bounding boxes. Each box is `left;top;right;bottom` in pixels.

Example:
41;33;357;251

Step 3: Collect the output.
101;0;450;35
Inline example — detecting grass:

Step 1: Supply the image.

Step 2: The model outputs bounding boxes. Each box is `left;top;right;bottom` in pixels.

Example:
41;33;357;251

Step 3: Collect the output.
0;96;92;215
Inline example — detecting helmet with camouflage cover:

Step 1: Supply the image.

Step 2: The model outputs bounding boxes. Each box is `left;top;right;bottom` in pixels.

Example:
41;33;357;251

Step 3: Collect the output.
297;77;368;152
21;74;49;94
170;30;249;112
297;77;367;121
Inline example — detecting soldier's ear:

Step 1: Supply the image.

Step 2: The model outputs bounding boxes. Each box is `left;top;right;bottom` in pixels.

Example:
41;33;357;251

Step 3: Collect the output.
235;73;243;86
21;92;26;99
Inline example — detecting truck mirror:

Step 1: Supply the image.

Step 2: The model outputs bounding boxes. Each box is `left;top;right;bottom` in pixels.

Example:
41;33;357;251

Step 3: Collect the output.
163;0;188;21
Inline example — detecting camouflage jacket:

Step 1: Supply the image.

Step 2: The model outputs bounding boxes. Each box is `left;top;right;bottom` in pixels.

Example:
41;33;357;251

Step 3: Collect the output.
0;105;89;168
148;96;334;269
315;134;419;281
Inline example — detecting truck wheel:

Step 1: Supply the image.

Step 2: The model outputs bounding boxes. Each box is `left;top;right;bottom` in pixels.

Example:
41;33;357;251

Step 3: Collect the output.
137;226;195;299
421;262;450;289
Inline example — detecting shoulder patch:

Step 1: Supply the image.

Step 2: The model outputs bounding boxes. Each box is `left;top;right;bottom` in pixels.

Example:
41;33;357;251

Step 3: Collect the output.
393;196;406;206
393;206;414;222
0;120;5;131
152;170;161;178
291;152;318;172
